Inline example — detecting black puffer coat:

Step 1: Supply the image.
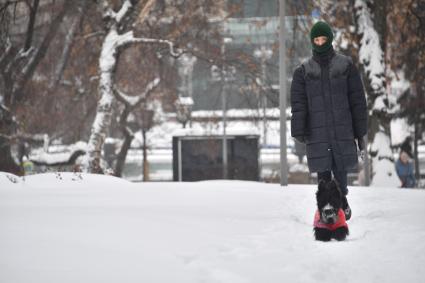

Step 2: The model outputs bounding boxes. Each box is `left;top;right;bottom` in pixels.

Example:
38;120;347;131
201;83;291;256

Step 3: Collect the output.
290;48;367;172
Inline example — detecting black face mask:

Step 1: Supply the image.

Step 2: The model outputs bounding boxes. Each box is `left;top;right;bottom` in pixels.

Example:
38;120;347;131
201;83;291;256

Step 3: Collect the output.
310;21;334;54
312;38;332;54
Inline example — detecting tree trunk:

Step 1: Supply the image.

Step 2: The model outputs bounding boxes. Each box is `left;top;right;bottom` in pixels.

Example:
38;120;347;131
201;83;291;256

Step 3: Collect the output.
142;129;149;181
115;131;133;177
0;87;20;174
114;103;131;177
0;137;21;175
86;0;138;173
86;28;120;173
24;0;40;51
414;120;420;181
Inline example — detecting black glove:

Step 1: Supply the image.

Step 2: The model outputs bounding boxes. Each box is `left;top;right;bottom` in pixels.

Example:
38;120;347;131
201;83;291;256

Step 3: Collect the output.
357;138;365;151
357;137;365;161
294;136;305;144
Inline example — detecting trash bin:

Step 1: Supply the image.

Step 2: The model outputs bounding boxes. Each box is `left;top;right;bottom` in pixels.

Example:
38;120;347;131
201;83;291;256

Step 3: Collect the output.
173;134;260;181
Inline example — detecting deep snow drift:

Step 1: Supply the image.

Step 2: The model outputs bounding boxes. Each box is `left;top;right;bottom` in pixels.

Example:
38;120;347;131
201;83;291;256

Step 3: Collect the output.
1;172;425;283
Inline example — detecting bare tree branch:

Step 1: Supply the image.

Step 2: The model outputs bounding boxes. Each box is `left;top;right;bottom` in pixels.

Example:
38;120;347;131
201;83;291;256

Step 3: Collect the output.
11;0;71;105
137;0;156;25
23;0;39;51
114;0;133;24
49;0;88;90
117;31;183;57
0;36;12;68
113;76;160;177
0;132;45;143
102;0;134;24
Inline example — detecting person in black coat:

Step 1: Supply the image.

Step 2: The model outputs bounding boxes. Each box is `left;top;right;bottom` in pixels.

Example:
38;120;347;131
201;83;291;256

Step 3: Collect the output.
290;21;367;220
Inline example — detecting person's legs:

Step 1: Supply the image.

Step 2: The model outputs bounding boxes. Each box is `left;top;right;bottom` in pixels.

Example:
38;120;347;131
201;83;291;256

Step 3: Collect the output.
333;169;351;220
333;170;348;196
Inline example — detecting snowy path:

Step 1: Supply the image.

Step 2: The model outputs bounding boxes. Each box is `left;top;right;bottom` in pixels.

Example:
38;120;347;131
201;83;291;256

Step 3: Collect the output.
1;173;425;283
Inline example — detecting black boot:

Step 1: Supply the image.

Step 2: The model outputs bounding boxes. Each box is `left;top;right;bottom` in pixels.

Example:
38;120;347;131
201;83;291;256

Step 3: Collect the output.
342;195;351;221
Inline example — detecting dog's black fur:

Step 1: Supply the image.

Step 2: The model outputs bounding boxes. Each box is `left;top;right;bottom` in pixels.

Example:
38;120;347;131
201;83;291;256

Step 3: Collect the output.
314;179;349;241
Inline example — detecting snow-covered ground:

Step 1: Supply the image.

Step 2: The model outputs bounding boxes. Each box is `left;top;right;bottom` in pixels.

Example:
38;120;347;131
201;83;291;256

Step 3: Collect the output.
1;172;425;283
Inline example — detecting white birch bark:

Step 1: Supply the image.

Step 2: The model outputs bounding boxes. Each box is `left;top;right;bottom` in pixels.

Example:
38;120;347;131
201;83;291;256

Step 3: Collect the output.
86;27;121;172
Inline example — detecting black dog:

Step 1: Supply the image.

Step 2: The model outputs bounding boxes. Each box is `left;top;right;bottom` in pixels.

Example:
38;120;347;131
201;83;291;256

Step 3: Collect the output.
314;179;349;241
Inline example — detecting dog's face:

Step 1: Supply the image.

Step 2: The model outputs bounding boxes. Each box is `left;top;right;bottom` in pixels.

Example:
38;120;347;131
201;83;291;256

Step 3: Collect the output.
316;179;343;224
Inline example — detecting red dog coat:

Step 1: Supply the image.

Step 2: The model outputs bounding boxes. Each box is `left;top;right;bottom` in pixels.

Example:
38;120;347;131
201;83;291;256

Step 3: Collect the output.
314;208;348;230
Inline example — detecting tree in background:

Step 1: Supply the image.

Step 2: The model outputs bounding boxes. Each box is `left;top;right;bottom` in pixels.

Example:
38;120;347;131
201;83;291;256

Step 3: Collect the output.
388;0;425;181
0;0;76;174
113;78;160;177
85;0;225;173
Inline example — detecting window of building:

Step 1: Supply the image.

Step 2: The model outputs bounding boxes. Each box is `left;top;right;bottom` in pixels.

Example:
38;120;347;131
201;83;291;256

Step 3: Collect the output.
228;0;279;18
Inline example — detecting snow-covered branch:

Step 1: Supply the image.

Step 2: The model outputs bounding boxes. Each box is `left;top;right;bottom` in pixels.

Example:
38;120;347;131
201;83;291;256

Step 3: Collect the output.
113;78;160;108
0;132;45;143
354;0;385;96
102;0;133;25
3;46;35;75
116;31;182;57
98;30;181;75
0;38;13;68
115;0;133;23
125;125;135;137
10;1;70;103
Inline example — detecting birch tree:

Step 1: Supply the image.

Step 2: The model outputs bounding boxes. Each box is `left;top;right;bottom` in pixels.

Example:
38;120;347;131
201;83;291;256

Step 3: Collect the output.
85;0;181;173
388;0;425;181
86;0;226;174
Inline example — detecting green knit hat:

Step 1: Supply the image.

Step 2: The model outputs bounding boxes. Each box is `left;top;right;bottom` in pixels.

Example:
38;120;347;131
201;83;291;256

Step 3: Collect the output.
310;21;333;53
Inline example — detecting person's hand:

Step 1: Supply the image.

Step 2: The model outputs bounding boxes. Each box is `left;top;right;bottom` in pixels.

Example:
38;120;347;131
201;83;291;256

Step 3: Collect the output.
357;138;365;160
357;138;365;151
